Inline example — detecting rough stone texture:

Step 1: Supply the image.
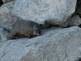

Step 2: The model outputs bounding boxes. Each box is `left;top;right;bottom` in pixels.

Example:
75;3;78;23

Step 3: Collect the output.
0;1;17;41
12;0;76;26
0;1;15;14
0;26;81;61
2;0;15;3
0;1;16;29
0;1;15;48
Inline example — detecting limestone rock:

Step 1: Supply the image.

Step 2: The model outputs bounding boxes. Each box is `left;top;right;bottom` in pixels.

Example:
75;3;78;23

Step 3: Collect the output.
12;0;76;26
0;26;81;61
0;1;16;29
0;1;15;14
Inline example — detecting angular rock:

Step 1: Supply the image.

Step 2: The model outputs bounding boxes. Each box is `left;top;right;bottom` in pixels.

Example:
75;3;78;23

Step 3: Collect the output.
0;27;10;48
12;0;76;26
0;1;15;14
0;1;17;41
0;1;16;29
0;26;81;61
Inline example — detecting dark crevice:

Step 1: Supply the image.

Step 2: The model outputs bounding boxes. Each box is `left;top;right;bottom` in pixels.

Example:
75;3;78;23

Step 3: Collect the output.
79;24;81;28
76;57;81;61
75;0;81;17
0;0;3;6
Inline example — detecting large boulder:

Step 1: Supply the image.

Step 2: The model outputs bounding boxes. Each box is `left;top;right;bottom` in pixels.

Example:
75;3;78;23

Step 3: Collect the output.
0;1;15;14
0;1;15;48
0;1;16;41
0;26;81;61
12;0;77;26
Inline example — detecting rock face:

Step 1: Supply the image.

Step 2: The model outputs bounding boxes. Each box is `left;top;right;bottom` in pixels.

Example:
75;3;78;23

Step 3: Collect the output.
0;1;15;41
0;26;81;61
0;1;15;27
0;1;16;28
0;1;15;14
12;0;76;26
0;1;81;61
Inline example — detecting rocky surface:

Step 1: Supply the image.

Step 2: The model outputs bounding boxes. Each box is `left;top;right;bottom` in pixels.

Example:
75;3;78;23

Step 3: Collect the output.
12;0;76;26
0;1;16;41
0;1;15;13
0;1;15;27
0;0;81;61
0;26;81;61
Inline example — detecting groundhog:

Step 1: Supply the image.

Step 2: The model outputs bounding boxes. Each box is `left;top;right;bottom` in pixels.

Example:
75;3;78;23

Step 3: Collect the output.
6;19;42;39
0;11;49;40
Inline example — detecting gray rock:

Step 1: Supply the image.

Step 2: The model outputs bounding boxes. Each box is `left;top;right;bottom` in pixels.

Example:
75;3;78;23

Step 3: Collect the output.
0;2;15;46
0;26;81;61
0;1;16;29
12;0;76;26
0;1;15;14
0;27;10;48
0;27;10;41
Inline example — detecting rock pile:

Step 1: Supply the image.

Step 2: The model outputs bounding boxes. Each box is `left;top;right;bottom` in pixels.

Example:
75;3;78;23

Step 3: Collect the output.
0;0;81;61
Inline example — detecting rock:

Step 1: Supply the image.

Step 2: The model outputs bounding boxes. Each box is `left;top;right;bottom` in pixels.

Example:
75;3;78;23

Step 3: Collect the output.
0;1;15;47
0;1;15;14
0;1;15;25
0;1;16;29
0;27;10;48
12;0;76;26
68;15;81;26
0;26;81;61
0;27;9;41
2;0;15;3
